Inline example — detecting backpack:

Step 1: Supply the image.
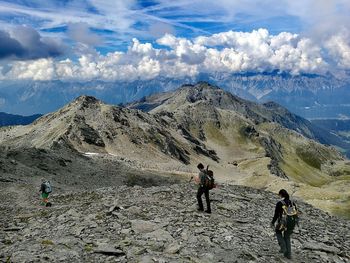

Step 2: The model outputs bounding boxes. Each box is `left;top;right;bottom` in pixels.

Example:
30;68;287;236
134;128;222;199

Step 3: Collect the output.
278;200;298;231
204;168;216;190
44;181;52;194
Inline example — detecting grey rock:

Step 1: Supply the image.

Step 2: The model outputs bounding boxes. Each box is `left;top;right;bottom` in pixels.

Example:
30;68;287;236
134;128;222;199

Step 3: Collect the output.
93;243;125;257
144;229;174;243
303;241;341;254
131;220;159;234
164;242;181;254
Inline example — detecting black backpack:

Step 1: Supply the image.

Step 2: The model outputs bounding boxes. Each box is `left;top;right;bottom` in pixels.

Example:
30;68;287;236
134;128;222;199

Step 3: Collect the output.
204;167;215;190
43;181;52;194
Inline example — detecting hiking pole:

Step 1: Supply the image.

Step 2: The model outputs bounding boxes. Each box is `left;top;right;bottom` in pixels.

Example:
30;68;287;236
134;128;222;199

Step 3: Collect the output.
188;176;193;183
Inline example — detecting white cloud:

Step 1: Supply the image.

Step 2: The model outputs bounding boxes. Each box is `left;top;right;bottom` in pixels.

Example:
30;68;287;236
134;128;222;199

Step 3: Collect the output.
7;58;56;81
137;57;160;79
158;34;206;65
285;0;350;38
194;29;326;74
325;33;350;69
130;38;156;57
1;28;350;81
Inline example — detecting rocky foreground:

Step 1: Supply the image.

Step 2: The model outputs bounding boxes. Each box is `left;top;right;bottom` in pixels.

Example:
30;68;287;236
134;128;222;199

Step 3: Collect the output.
1;183;349;263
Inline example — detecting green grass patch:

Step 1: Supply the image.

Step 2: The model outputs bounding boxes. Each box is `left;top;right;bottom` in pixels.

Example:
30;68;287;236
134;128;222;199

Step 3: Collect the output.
84;244;94;252
281;155;330;187
203;123;228;145
41;239;54;246
295;147;323;170
330;197;350;220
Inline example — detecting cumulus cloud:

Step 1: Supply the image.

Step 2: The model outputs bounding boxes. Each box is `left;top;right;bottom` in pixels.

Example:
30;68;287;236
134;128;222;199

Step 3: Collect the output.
2;28;350;81
0;26;66;60
325;32;350;69
7;59;56;81
158;34;206;65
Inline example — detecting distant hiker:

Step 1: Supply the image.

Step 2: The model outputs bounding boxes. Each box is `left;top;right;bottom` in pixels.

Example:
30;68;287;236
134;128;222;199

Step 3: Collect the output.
40;179;52;207
271;189;298;259
196;163;212;214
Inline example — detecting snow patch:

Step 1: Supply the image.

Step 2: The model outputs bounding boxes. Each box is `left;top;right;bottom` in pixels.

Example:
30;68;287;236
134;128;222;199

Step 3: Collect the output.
84;152;100;156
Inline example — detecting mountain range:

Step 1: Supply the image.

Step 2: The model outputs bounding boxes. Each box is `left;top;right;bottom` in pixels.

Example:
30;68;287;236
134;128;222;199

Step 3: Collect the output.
0;112;42;126
0;72;349;119
1;82;349;219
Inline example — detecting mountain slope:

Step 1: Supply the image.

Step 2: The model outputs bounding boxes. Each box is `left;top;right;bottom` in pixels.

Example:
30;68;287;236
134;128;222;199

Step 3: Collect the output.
129;82;344;145
0;95;219;172
129;81;345;171
129;82;350;217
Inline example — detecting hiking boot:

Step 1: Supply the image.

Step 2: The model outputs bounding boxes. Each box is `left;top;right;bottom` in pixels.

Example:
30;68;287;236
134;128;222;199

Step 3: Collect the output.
197;208;204;212
284;253;292;259
205;210;211;214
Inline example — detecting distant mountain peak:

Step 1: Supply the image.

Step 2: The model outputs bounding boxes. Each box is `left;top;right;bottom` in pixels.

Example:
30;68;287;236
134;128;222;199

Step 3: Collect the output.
74;95;100;104
69;95;102;110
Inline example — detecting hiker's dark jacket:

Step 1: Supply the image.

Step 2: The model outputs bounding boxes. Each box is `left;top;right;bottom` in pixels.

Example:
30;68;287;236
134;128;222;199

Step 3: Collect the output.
271;199;293;225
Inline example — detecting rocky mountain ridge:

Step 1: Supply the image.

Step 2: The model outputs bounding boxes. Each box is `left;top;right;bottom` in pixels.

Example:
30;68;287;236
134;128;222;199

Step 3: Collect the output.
129;82;350;153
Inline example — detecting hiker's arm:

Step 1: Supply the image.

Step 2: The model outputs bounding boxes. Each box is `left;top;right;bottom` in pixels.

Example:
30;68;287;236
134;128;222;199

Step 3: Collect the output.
294;201;301;215
271;202;282;225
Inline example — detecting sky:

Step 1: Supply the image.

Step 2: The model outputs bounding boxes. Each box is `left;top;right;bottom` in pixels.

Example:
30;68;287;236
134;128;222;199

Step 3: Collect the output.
0;0;350;81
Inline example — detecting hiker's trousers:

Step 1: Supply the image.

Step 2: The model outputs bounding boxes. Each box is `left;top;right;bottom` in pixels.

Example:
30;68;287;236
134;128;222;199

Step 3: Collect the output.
197;186;211;211
276;229;292;257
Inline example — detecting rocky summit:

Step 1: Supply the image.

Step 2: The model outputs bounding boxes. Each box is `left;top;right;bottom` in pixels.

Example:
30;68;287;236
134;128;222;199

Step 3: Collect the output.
1;183;349;263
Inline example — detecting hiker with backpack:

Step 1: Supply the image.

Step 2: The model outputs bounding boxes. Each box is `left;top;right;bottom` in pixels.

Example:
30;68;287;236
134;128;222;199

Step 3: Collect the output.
271;189;298;259
196;163;215;214
40;178;52;206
